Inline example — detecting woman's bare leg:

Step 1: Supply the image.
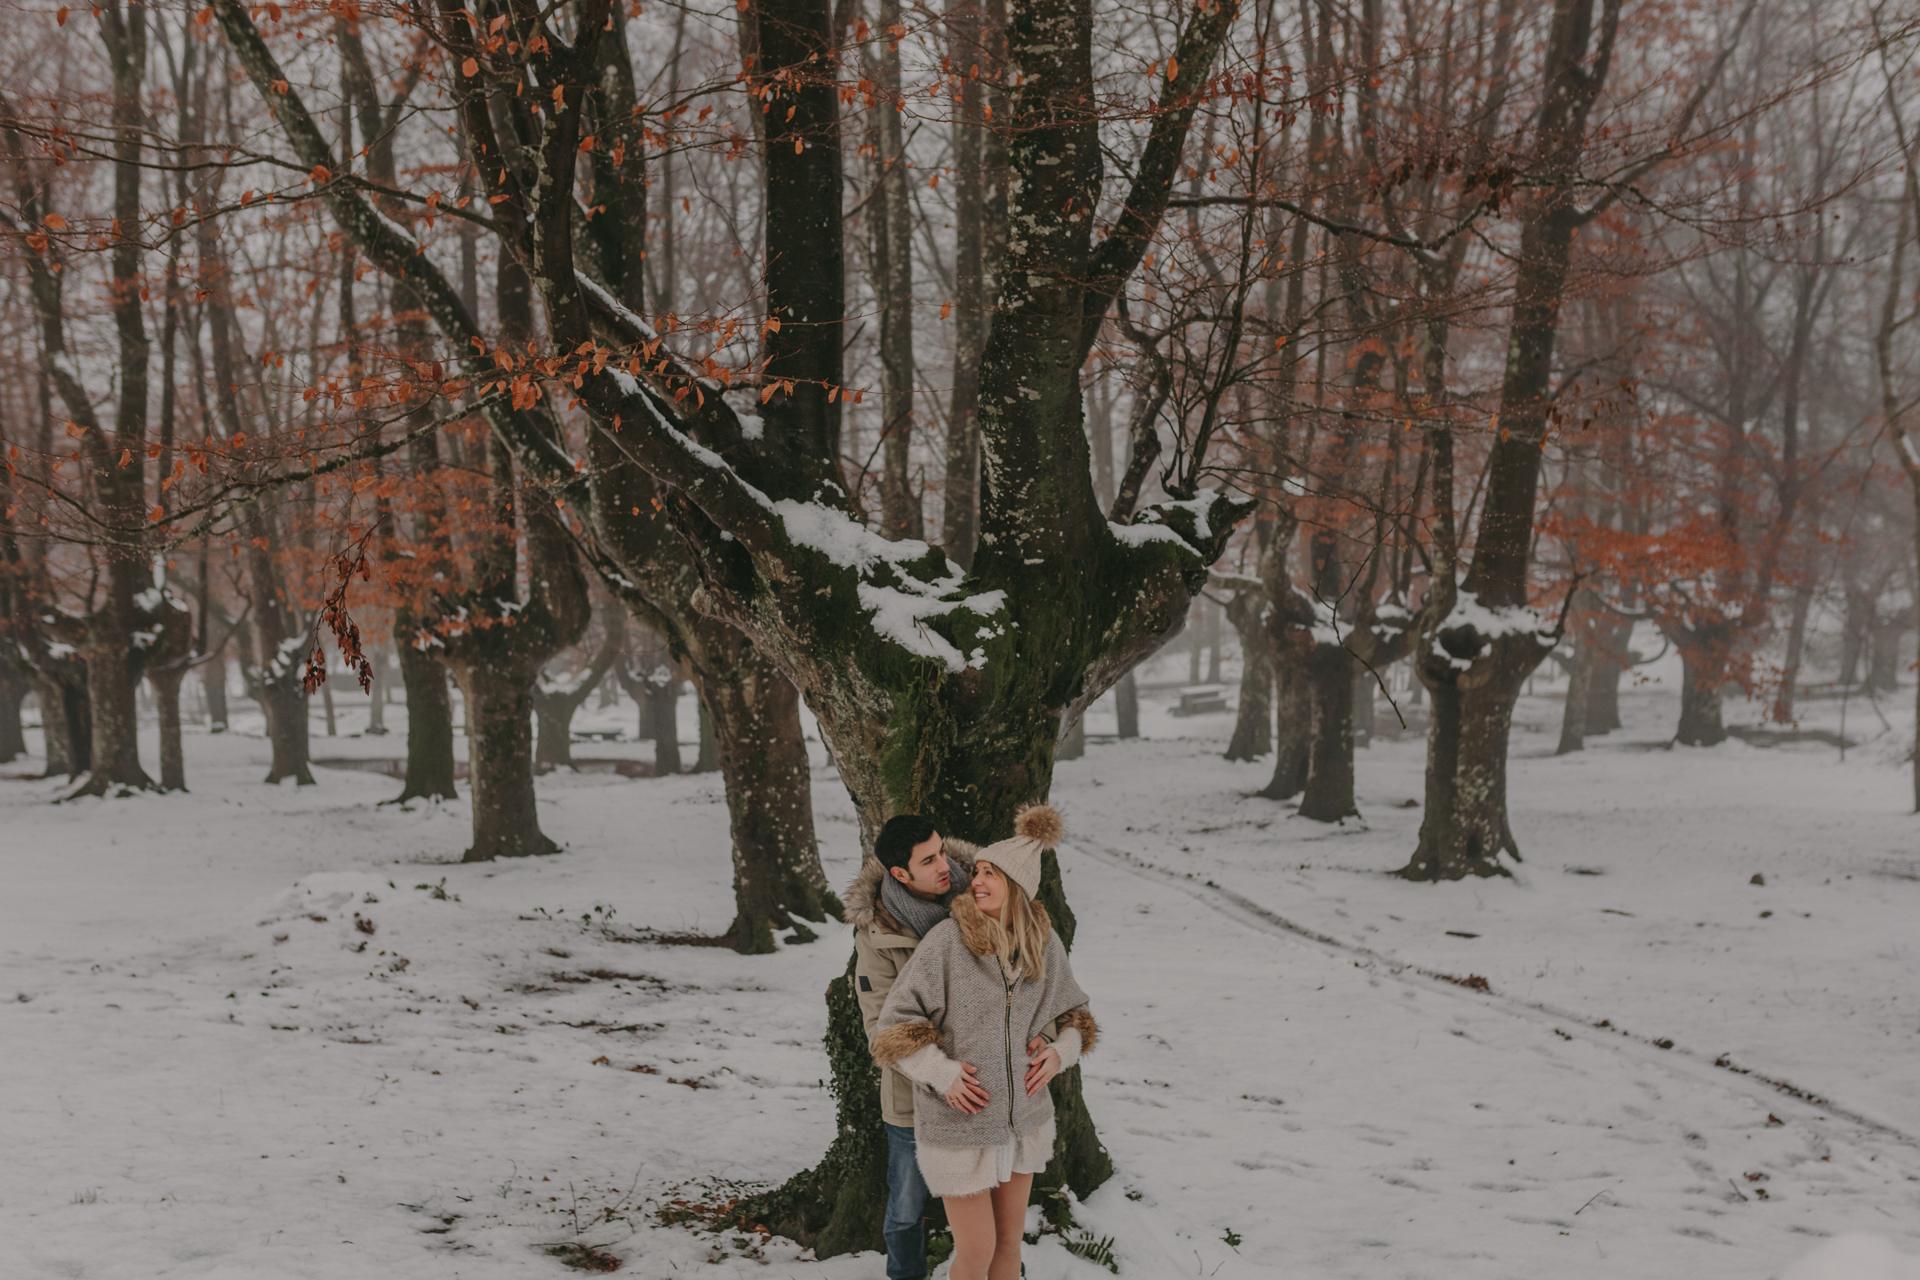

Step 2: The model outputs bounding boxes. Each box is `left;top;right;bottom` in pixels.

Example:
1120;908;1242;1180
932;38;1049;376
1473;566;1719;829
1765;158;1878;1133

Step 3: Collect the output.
944;1189;998;1280
987;1173;1033;1280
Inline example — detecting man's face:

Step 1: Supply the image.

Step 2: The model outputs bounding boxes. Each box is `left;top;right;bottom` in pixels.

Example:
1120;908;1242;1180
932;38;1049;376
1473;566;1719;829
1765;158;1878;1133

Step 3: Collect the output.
888;833;950;899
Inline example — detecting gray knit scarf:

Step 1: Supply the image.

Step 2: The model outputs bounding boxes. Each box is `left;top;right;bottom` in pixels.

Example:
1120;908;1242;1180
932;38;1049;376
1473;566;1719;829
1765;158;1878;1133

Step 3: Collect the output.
879;856;973;939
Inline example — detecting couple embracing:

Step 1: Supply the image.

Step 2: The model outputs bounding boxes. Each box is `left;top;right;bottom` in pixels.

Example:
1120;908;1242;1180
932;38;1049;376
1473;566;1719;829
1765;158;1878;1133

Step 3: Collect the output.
845;805;1099;1280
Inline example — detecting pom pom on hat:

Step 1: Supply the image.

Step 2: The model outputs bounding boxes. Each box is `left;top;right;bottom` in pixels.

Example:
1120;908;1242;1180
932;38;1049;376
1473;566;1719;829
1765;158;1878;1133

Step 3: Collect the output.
1015;803;1064;848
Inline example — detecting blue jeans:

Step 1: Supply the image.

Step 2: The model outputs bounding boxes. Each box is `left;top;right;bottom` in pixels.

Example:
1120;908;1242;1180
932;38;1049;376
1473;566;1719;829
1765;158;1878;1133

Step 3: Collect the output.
883;1122;931;1280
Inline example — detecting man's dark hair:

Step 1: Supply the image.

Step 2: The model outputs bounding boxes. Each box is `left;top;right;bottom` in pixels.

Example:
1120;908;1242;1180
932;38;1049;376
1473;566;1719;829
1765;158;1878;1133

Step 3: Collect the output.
874;815;939;873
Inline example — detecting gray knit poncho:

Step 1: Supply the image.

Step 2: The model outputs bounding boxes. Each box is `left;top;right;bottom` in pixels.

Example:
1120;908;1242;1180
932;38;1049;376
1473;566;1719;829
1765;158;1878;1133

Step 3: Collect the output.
871;893;1096;1149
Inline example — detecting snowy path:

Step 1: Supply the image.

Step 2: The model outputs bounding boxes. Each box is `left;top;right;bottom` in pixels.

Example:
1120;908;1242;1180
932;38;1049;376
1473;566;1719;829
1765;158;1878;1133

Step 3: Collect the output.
1072;835;1918;1150
1054;835;1920;1278
3;673;1918;1278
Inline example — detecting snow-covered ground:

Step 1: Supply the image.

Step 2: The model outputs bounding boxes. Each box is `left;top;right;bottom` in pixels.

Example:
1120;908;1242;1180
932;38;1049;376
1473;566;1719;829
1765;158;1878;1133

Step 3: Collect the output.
3;658;1917;1279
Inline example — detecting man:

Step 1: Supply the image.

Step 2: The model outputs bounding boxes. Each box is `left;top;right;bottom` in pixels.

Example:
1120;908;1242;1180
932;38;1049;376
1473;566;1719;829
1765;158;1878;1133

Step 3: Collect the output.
845;815;975;1280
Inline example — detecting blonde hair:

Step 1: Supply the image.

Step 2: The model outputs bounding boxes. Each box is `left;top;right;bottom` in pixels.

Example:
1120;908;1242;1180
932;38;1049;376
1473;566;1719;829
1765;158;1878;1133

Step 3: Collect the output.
977;861;1051;983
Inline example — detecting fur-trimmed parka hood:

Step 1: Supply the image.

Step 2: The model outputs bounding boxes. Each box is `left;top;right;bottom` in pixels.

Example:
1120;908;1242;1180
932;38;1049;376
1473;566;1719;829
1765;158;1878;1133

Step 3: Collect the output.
843;836;978;937
948;884;1052;959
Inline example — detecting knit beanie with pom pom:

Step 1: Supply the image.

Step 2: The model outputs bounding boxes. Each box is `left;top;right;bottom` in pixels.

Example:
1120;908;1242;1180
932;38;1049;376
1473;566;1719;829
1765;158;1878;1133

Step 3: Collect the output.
976;804;1064;901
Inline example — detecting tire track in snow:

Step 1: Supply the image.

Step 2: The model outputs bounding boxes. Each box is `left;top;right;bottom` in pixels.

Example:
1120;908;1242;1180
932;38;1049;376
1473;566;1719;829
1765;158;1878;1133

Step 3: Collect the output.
1067;838;1920;1160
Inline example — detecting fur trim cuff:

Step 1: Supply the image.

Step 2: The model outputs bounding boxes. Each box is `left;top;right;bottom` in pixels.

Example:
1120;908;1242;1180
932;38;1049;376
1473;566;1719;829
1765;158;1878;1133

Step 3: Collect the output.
950;890;999;958
1057;1007;1098;1056
871;1020;942;1069
896;1043;964;1093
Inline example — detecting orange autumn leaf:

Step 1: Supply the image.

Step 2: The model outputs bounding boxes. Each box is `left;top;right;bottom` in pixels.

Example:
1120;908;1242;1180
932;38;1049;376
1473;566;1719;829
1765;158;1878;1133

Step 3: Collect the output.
462;57;479;77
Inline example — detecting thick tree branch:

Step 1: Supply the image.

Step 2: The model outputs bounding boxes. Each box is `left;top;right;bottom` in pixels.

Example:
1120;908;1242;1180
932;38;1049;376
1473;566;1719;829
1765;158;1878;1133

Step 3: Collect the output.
1077;0;1239;363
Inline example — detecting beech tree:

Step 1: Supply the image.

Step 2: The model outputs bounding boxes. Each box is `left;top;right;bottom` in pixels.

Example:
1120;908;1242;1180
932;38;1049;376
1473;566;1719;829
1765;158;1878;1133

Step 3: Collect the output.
213;0;1241;1244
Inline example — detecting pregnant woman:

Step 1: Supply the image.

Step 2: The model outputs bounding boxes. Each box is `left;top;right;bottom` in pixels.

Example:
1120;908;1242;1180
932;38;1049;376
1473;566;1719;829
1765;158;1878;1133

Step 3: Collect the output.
872;804;1099;1280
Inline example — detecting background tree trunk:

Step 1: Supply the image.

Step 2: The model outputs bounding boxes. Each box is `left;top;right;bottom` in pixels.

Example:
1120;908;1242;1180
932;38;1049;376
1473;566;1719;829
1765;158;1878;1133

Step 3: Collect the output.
1223;591;1272;760
1402;630;1544;879
201;638;230;732
1262;656;1311;800
1298;644;1359;821
394;642;458;802
1399;0;1617;879
1870;609;1906;691
146;599;194;792
1585;615;1627;734
1557;628;1594;755
1114;672;1140;739
1675;640;1729;747
245;507;315;788
940;0;1004;567
648;676;682;776
458;666;552;860
0;665;27;762
68;0;155;799
1773;581;1815;720
870;0;921;542
693;701;721;773
1353;671;1375;749
532;602;625;771
32;666;83;779
364;644;388;736
705;672;835;951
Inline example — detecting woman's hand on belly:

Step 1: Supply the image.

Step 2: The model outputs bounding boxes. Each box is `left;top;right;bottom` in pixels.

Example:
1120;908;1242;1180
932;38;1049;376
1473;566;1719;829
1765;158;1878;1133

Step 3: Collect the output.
1024;1041;1061;1096
944;1063;991;1114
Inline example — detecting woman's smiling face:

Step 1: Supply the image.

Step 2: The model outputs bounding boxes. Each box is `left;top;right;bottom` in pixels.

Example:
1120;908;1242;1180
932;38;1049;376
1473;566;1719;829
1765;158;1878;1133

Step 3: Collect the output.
971;860;1008;918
